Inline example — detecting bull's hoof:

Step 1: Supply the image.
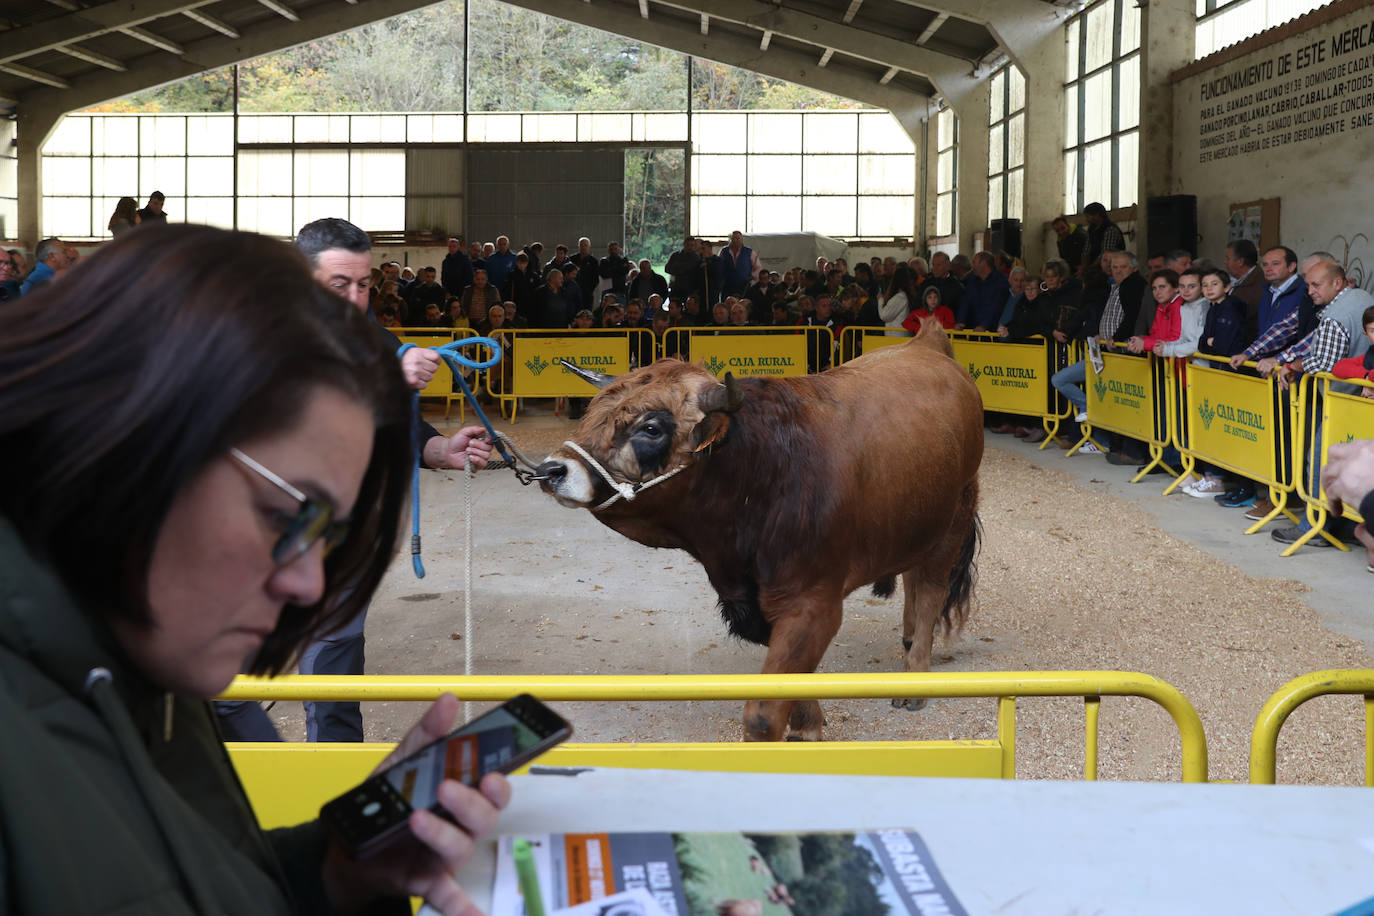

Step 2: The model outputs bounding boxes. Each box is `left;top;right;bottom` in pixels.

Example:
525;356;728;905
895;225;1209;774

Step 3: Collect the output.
902;638;913;652
744;714;777;742
891;697;927;711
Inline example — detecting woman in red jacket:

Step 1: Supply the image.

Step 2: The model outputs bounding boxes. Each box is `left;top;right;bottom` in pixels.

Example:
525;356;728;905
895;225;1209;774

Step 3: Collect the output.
1127;269;1182;354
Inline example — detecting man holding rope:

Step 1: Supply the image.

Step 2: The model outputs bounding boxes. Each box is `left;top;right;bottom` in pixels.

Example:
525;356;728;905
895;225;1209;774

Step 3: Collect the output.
217;218;492;742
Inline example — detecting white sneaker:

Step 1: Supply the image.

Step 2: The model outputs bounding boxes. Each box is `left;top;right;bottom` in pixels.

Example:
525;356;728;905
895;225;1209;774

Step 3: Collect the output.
1180;479;1199;495
1186;475;1228;498
1074;410;1088;423
1078;441;1103;454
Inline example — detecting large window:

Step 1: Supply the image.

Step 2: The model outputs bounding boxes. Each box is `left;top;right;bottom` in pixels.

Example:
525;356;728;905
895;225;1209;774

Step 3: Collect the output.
935;107;957;238
0;120;16;240
987;66;1026;223
691;109;915;239
41;114;236;240
42;106;916;241
1195;0;1324;59
1063;0;1140;215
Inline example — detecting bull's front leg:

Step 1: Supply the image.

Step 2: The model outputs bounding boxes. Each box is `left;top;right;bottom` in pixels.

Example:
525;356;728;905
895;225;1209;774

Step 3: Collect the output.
744;598;842;741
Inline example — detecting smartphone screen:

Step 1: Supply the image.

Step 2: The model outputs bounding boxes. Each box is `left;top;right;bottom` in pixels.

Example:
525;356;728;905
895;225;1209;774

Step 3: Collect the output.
322;694;571;858
382;705;537;811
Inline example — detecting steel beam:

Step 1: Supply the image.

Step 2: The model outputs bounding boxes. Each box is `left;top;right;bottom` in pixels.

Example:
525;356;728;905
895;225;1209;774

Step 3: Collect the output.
255;0;301;22
0;62;70;89
15;0;449;120
55;44;128;71
817;48;833;67
182;9;241;38
915;12;947;46
498;0;932;136
0;0;216;65
646;0;981;109
118;25;185;55
842;0;864;23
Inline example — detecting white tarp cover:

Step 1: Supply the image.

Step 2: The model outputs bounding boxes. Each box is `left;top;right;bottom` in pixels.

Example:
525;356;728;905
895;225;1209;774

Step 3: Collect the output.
744;232;849;275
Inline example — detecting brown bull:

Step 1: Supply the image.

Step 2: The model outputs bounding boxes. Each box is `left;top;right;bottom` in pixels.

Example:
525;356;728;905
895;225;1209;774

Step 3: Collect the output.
536;321;984;740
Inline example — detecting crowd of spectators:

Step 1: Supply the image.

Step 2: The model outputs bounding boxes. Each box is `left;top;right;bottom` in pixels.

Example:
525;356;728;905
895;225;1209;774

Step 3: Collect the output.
8;204;1369;560
982;205;1372;560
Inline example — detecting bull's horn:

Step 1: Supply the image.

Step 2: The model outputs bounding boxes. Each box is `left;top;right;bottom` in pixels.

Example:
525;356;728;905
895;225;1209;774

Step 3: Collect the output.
699;371;744;414
558;358;616;389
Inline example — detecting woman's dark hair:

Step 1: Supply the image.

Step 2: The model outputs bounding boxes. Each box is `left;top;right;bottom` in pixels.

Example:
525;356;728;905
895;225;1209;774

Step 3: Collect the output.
108;197;138;231
885;264;914;301
1149;268;1181;289
0;223;412;675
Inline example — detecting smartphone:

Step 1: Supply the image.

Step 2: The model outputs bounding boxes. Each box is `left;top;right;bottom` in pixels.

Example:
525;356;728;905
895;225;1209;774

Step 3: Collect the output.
321;694;572;859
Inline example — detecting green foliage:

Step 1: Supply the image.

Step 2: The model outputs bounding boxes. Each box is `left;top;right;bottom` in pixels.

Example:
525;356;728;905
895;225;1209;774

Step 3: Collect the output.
624;148;684;271
90;0;852;115
790;833;889;916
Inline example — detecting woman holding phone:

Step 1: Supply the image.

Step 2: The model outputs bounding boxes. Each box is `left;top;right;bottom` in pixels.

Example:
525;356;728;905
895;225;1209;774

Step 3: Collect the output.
0;224;509;915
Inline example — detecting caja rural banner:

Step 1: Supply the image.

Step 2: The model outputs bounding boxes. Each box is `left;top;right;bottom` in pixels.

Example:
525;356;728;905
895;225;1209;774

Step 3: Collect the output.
1322;382;1374;477
691;333;808;379
950;338;1047;415
1186;363;1277;478
1086;351;1156;440
512;333;631;397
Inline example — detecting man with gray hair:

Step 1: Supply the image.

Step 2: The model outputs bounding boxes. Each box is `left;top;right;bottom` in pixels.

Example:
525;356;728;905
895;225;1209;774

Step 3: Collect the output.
19;238;71;296
216;216;492;742
1266;258;1374;547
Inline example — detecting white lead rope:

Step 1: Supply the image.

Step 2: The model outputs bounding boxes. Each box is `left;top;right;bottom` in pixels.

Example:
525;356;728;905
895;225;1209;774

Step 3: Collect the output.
560;439;690;511
463;453;473;724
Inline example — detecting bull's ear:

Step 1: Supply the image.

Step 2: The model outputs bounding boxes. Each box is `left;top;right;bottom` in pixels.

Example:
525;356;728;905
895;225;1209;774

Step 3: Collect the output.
697;372;744;414
691;413;731;453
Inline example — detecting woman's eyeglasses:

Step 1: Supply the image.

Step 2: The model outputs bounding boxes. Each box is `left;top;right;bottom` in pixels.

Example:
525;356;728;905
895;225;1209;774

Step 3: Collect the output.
230;448;349;566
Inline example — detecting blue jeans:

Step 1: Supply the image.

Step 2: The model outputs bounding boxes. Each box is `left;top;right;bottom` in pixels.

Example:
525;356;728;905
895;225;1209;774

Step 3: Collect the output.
1052;360;1087;412
300;609;367;743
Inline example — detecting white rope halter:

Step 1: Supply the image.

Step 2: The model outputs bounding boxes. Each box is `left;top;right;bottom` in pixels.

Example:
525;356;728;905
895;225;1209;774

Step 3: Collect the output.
560;439;691;511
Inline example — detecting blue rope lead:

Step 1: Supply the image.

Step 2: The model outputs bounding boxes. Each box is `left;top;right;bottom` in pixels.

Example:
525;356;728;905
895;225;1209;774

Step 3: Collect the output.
396;337;511;579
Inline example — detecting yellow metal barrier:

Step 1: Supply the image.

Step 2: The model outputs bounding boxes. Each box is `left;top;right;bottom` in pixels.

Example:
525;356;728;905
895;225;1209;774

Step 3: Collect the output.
490;328;653;422
662;326;831;378
1249;669;1374;785
389;327;476;422
1076;348;1177;481
837;324;912;364
1284;372;1374;553
220;671;1208;828
948;331;1071;447
1179;354;1300;532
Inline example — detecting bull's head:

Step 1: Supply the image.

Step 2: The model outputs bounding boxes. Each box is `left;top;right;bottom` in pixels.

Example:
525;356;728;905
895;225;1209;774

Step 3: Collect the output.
536;360;744;509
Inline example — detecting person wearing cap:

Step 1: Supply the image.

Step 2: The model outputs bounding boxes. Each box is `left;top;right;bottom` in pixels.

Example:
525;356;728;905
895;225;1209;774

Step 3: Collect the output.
572;308;595;329
138;191;168;224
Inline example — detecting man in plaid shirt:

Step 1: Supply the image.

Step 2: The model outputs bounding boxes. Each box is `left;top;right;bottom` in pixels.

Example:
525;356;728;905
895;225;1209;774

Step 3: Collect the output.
1265;259;1374;548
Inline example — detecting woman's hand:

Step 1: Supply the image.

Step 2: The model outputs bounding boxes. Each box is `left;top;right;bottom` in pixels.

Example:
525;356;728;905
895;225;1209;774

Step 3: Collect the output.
322;694;512;915
1127;336;1144;354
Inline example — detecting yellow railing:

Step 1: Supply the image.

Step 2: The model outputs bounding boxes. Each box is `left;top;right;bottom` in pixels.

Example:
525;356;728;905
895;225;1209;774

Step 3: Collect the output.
220;671;1208;827
1249;669;1374;785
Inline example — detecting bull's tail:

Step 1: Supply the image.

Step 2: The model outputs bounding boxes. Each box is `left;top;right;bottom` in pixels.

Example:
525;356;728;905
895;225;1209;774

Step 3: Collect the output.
939;481;981;633
914;317;955;358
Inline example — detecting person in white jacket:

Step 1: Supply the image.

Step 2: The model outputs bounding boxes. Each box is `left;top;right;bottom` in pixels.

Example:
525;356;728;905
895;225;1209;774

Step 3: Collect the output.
1152;267;1210;359
878;263;915;328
